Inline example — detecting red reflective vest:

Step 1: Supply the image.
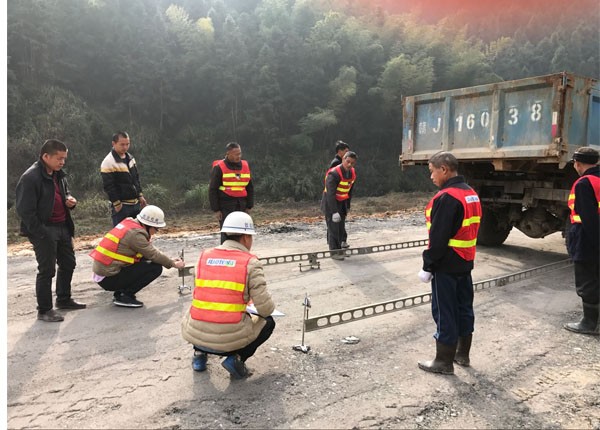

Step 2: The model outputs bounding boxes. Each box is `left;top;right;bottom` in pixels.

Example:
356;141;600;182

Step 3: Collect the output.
324;165;356;201
89;218;144;266
568;174;600;224
425;187;482;261
190;248;254;324
212;159;251;197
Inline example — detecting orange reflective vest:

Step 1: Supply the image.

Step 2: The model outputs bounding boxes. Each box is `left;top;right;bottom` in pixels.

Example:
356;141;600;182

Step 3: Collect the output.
89;218;144;265
212;159;251;197
568;174;600;224
190;248;254;324
425;187;482;261
324;165;356;201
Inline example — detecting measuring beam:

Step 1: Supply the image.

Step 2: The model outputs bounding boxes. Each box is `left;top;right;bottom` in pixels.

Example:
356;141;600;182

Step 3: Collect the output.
177;238;429;280
303;258;573;332
258;238;429;267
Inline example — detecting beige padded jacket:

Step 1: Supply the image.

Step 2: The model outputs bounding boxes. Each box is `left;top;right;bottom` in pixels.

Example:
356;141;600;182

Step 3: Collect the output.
181;240;275;352
92;218;175;277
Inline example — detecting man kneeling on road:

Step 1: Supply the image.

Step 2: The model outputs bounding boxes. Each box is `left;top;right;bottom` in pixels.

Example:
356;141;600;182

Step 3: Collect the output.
181;211;276;379
90;205;185;307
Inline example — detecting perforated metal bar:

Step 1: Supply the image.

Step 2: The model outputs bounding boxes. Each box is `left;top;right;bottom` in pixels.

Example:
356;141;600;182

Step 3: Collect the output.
304;258;572;332
259;238;429;266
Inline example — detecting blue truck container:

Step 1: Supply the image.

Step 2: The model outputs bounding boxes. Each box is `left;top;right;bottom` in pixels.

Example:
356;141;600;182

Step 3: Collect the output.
401;72;599;245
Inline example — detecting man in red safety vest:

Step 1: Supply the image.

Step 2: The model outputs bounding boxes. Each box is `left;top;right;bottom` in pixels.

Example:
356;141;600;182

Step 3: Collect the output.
209;142;254;244
90;205;185;308
418;151;482;375
564;147;600;336
321;151;357;260
181;211;276;379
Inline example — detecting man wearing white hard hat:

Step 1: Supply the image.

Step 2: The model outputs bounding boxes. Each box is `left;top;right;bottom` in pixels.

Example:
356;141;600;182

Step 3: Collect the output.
90;205;185;307
181;211;276;379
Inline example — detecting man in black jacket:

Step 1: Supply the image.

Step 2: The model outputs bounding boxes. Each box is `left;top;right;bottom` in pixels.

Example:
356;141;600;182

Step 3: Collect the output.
101;131;147;226
15;139;86;322
417;151;481;375
328;140;350;169
321;151;357;259
209;142;254;244
564;147;600;335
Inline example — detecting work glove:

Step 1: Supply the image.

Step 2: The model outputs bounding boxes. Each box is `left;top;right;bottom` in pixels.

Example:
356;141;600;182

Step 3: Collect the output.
418;269;433;283
332;212;341;223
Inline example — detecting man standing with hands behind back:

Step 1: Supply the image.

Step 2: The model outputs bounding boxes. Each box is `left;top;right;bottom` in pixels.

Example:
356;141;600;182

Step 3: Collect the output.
16;139;86;322
101;131;147;226
418;151;481;375
209;142;254;244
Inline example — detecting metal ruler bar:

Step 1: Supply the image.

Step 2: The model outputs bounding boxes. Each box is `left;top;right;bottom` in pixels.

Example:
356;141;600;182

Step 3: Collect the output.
259;238;429;266
304;258;572;332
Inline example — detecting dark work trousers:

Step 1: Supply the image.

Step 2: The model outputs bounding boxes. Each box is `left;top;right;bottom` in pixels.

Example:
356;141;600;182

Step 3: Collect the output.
29;223;76;312
194;316;276;362
218;202;245;244
325;213;347;250
574;261;600;305
98;260;163;297
111;202;141;227
430;271;475;345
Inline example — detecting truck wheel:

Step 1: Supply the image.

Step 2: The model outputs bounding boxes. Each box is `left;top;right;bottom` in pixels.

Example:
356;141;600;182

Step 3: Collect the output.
478;207;512;246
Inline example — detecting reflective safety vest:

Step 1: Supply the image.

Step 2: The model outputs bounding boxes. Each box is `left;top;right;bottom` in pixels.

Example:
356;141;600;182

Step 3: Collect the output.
89;218;144;265
190;248;254;324
324;165;356;201
212;159;251;197
568;174;600;224
425;187;482;261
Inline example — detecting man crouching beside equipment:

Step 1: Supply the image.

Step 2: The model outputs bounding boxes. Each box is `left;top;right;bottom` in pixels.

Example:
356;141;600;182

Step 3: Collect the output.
90;205;185;307
181;211;276;379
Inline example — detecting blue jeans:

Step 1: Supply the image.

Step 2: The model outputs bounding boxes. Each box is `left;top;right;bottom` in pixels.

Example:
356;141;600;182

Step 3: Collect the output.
430;271;475;345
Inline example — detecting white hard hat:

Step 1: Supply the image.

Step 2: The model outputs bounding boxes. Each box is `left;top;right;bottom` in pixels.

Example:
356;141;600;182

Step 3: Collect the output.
220;211;256;235
137;205;166;228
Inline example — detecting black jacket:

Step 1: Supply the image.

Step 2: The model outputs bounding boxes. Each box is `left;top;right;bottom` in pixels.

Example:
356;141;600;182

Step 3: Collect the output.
15;159;75;238
209;159;254;212
567;165;600;262
320;165;354;216
328;155;342;169
422;176;474;274
100;150;143;205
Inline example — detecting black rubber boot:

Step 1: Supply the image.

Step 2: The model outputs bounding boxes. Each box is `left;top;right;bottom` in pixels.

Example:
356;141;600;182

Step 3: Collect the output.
454;334;472;367
564;303;599;335
418;341;457;375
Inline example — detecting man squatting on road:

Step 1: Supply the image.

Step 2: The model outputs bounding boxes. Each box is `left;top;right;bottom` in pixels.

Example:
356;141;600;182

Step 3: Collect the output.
90;205;185;308
16;139;87;323
181;211;276;380
418;151;482;375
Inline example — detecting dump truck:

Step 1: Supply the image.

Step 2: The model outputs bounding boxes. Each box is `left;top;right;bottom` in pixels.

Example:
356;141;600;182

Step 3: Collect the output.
401;72;600;245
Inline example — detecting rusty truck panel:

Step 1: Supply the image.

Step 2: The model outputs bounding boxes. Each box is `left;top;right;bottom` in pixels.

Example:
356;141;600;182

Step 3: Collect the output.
401;72;599;169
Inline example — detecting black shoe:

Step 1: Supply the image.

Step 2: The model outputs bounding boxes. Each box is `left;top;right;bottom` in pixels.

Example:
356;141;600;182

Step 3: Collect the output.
56;298;87;310
222;355;251;379
37;309;64;322
113;294;144;308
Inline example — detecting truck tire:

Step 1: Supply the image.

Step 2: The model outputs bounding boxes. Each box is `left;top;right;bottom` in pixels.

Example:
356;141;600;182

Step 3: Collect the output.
478;207;512;246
